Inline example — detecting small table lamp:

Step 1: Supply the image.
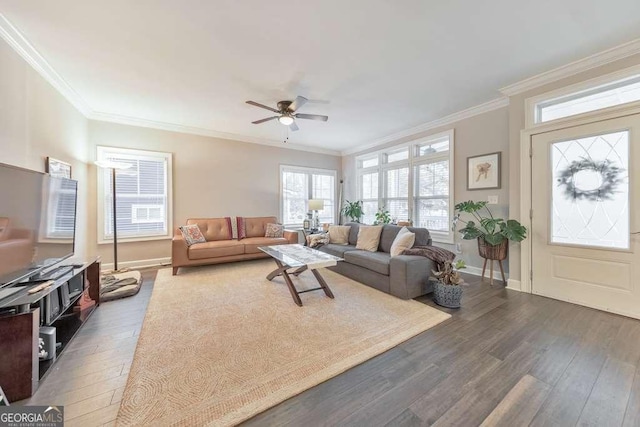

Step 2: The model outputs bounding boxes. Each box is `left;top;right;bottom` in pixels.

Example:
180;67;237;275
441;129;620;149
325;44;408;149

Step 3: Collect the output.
308;199;324;230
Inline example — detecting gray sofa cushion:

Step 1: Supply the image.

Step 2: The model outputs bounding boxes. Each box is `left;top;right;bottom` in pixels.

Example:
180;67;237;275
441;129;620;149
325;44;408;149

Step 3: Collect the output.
344;250;391;276
319;244;358;258
379;224;432;253
346;222;360;246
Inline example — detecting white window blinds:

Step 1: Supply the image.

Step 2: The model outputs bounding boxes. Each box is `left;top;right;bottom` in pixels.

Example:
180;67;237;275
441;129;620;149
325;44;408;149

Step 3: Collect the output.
97;147;172;242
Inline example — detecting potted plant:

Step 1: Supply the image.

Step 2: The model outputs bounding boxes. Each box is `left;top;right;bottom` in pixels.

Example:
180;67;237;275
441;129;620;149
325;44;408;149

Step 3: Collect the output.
431;259;466;308
341;200;364;223
374;207;391;225
452;200;527;267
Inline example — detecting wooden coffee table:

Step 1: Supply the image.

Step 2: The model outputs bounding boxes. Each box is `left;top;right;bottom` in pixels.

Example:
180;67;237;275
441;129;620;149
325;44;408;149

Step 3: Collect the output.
258;244;343;306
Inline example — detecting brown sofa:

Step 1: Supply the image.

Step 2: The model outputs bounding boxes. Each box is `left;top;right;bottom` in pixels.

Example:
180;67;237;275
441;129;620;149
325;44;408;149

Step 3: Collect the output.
172;216;298;275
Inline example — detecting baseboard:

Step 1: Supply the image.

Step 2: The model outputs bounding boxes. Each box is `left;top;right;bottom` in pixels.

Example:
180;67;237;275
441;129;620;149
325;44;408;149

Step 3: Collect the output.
507;279;522;292
463;265;508;279
462;265;484;277
101;257;171;272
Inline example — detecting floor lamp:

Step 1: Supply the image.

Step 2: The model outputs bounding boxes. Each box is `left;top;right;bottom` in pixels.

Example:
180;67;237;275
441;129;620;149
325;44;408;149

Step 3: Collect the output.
95;160;132;272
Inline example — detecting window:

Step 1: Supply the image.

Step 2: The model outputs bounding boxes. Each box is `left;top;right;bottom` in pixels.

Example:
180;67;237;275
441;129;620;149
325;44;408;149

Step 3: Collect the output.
280;166;336;227
360;171;379;225
530;67;640;126
97;147;172;242
356;130;454;243
385;148;409;163
384;167;409;221
42;178;77;240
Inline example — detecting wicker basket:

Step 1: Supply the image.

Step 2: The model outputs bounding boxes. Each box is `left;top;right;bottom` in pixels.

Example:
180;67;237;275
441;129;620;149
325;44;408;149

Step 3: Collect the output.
477;237;508;260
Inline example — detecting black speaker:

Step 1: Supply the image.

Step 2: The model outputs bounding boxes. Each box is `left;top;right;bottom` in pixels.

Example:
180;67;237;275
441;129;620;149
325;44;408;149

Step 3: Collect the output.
45;288;61;325
61;283;70;308
39;326;56;361
67;275;83;297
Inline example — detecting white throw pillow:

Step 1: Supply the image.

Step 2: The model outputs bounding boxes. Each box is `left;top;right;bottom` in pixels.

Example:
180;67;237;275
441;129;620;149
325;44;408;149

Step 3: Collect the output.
328;225;351;245
390;227;416;257
355;225;383;252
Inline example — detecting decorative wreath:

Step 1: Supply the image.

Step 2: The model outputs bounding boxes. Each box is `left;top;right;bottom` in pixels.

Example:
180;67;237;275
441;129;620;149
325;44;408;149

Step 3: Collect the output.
557;158;624;201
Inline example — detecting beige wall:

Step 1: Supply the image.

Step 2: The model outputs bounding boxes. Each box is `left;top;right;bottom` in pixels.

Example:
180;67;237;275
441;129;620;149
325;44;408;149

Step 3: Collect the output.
5;28;640;275
0;38;90;261
507;52;640;282
88;121;341;266
342;107;510;271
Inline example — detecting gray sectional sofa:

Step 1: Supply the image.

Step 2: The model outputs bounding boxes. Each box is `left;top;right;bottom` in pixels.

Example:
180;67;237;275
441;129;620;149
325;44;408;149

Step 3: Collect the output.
317;222;436;299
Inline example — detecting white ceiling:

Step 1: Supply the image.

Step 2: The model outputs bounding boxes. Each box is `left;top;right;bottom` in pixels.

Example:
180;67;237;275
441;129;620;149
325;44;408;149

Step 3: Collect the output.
2;1;640;154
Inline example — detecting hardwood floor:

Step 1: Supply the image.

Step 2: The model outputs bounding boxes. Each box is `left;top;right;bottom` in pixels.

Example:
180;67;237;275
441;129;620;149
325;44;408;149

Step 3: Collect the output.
16;269;640;426
245;275;640;427
16;270;157;427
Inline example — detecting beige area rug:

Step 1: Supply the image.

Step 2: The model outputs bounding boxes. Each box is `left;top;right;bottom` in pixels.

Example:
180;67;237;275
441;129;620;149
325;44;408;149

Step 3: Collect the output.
116;260;450;426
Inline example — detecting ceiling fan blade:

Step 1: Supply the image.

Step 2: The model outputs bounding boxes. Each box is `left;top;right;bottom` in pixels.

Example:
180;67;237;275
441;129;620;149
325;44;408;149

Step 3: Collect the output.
295;113;328;122
289;121;299;131
289;96;308;112
246;101;280;113
252;116;279;124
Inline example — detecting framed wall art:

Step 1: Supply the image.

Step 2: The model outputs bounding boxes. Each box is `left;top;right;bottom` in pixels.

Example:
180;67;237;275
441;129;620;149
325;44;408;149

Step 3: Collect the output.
467;152;501;190
45;157;72;179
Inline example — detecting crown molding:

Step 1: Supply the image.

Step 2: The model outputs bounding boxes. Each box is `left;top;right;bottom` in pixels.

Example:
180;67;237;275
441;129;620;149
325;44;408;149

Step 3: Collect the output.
88;111;341;156
341;97;509;156
0;13;93;115
500;38;640;97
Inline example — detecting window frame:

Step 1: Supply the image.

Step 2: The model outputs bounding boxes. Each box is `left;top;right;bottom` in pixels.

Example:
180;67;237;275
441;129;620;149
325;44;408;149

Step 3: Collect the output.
96;146;173;244
526;64;640;129
279;165;337;228
355;129;455;243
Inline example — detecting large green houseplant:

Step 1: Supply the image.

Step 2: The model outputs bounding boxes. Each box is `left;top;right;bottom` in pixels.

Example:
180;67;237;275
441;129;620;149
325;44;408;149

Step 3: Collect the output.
341;200;364;223
452;201;527;262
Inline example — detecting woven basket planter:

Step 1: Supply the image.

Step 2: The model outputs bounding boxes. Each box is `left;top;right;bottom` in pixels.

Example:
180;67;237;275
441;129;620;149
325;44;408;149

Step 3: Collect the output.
433;281;463;309
477;237;508;261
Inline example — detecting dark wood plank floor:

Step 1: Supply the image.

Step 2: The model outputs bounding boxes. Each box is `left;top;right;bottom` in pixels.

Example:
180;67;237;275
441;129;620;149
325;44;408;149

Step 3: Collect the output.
245;274;640;427
16;270;157;427
17;269;640;426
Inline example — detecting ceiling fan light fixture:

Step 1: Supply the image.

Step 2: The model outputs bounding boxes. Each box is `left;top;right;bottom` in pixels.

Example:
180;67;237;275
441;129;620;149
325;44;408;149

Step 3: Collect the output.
278;115;294;126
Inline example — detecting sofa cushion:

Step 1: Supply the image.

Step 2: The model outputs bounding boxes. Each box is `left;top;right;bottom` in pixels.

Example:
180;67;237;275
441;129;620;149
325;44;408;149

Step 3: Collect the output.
179;224;206;246
346;222;360;245
379;224;432;253
319;244;358;258
265;223;284;238
244;217;279;238
356;225;383;252
344;251;391;276
242;237;289;254
188;240;244;260
390;227;416;257
187;218;230;242
328;225;350;245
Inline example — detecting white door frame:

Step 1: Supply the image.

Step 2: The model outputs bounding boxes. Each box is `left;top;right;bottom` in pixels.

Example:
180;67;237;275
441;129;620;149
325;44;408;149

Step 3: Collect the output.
519;103;640;293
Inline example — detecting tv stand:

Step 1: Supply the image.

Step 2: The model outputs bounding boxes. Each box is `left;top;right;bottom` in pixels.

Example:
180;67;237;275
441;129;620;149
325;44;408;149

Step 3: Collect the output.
31;265;74;282
0;258;101;402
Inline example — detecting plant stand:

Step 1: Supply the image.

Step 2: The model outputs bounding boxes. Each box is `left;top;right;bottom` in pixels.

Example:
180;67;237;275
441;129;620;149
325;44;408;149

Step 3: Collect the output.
478;238;507;286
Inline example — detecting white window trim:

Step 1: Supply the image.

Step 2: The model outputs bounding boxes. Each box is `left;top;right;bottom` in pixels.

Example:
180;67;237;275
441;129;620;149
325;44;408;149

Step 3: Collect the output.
97;146;173;244
355;129;455;244
279;164;338;228
526;63;640;129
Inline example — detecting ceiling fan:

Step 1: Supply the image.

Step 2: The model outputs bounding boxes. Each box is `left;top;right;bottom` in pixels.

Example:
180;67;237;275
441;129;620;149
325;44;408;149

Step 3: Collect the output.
246;96;328;131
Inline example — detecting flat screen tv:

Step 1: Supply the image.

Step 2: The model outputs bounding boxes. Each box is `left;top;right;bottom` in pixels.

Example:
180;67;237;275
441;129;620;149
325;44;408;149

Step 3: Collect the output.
0;163;78;288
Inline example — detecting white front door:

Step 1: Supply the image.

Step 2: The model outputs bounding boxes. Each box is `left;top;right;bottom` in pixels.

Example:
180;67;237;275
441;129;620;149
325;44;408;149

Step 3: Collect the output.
531;114;640;318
